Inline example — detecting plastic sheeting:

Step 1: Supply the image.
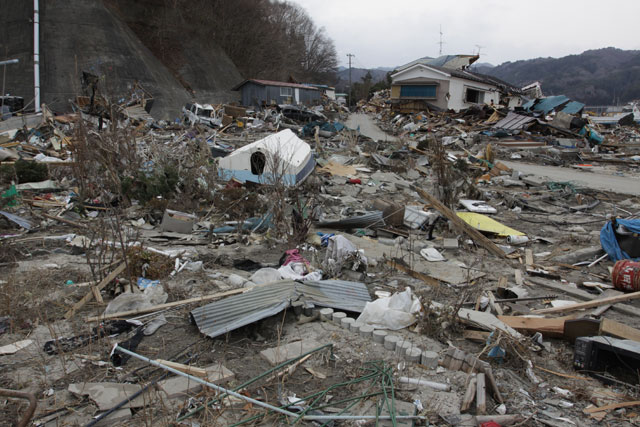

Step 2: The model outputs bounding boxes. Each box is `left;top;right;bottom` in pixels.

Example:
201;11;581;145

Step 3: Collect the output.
356;287;421;330
600;219;640;261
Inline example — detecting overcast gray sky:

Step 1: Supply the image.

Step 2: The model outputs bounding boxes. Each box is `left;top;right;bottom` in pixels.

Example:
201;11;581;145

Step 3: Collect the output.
292;0;640;69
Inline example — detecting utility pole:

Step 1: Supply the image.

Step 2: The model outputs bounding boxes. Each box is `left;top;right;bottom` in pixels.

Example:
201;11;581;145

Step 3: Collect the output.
438;25;444;56
347;53;355;110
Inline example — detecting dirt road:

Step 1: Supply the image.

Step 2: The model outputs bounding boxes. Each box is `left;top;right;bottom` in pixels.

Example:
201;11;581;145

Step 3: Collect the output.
346;113;398;142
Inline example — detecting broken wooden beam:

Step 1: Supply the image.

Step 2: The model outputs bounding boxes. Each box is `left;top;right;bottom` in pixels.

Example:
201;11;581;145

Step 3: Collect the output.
86;288;246;322
476;373;486;414
412;186;507;259
460;376;477;412
531;290;640;315
64;262;126;319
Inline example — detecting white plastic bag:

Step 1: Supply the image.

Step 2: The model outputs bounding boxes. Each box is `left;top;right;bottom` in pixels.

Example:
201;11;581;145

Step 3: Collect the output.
356;287;421;330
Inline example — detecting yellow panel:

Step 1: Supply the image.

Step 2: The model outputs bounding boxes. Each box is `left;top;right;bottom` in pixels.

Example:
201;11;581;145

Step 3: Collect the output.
390;85;400;99
456;212;524;237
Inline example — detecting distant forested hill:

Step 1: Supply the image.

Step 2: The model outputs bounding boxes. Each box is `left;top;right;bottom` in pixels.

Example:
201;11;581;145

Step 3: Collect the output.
473;48;640;105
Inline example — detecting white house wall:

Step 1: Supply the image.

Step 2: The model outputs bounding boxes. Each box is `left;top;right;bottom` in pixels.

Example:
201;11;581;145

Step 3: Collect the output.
447;77;501;112
392;65;450;83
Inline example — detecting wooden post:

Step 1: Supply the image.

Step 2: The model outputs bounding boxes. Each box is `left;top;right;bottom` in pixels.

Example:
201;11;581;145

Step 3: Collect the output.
476;373;486;414
412;187;507;259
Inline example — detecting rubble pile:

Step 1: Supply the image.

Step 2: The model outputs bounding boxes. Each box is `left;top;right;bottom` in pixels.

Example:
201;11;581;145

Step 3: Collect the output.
2;88;640;426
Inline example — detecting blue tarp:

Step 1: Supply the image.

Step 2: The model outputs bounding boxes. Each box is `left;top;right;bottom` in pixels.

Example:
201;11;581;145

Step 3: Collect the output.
600;219;640;261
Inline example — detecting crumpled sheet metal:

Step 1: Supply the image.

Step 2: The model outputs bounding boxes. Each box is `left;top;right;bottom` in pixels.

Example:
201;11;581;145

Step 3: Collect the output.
190;280;371;338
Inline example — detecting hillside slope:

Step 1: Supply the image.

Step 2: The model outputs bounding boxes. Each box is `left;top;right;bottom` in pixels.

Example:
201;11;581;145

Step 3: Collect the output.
0;0;241;120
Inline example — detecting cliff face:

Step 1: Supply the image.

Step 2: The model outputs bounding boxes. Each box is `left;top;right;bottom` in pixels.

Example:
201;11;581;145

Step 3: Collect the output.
0;0;242;120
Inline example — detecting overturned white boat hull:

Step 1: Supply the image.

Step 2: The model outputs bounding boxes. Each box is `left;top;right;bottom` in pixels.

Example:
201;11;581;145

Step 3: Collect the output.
218;129;314;186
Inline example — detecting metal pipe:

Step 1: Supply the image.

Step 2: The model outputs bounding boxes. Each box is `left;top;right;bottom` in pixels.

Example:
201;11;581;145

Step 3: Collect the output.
33;0;41;113
115;345;426;422
0;59;19;66
0;388;37;427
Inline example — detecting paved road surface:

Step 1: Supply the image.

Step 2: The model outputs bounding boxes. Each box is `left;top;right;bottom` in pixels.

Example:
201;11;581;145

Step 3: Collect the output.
503;161;640;196
346;113;397;142
346;113;640;196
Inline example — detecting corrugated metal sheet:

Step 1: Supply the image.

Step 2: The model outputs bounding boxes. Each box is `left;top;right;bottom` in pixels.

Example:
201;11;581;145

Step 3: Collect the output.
560;101;585;115
525;96;570;114
190;280;371;338
492;112;536;130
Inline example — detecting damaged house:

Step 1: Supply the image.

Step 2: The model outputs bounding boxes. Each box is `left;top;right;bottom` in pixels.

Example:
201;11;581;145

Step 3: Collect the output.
232;79;321;108
389;55;522;113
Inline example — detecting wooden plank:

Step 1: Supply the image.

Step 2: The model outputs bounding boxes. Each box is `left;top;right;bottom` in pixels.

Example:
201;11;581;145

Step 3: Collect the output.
487;292;503;315
460;376;477;412
584;400;640;414
86;288;246;322
498;315;572;338
42;212;87;229
526;278;640;318
65;263;126;319
600;317;640;342
514;269;523;286
154;359;207;377
531;290;640;315
484;367;504;404
413;187;507;259
386;259;440;287
463;330;490;343
476;373;486;415
525;249;534;266
589;289;620;317
90;286;103;304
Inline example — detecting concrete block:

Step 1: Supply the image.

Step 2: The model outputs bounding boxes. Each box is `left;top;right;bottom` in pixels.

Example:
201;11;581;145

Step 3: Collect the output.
359;324;374;338
341;317;355;330
158;363;234;400
372;329;387;344
350;321;363;332
384;335;399;351
260;340;322;366
421;350;439;369
405;347;422;363
319;308;334;321
68;383;147;410
332;311;346;323
395;340;412;357
161;209;196;234
443;238;459;249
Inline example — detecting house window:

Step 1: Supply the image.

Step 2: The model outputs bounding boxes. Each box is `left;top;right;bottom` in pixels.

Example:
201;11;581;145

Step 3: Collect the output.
465;88;485;104
400;85;436;98
280;87;293;97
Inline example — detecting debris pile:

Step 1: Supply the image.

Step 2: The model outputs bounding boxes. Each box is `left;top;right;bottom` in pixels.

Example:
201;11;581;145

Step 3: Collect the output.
2;83;640;426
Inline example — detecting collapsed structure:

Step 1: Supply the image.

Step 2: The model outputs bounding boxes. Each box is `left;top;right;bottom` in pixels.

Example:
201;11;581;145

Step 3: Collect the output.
2;49;640;427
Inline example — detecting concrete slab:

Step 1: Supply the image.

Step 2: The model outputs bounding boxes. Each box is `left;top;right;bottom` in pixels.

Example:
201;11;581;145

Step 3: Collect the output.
158;363;234;399
68;382;148;410
260;339;322;366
